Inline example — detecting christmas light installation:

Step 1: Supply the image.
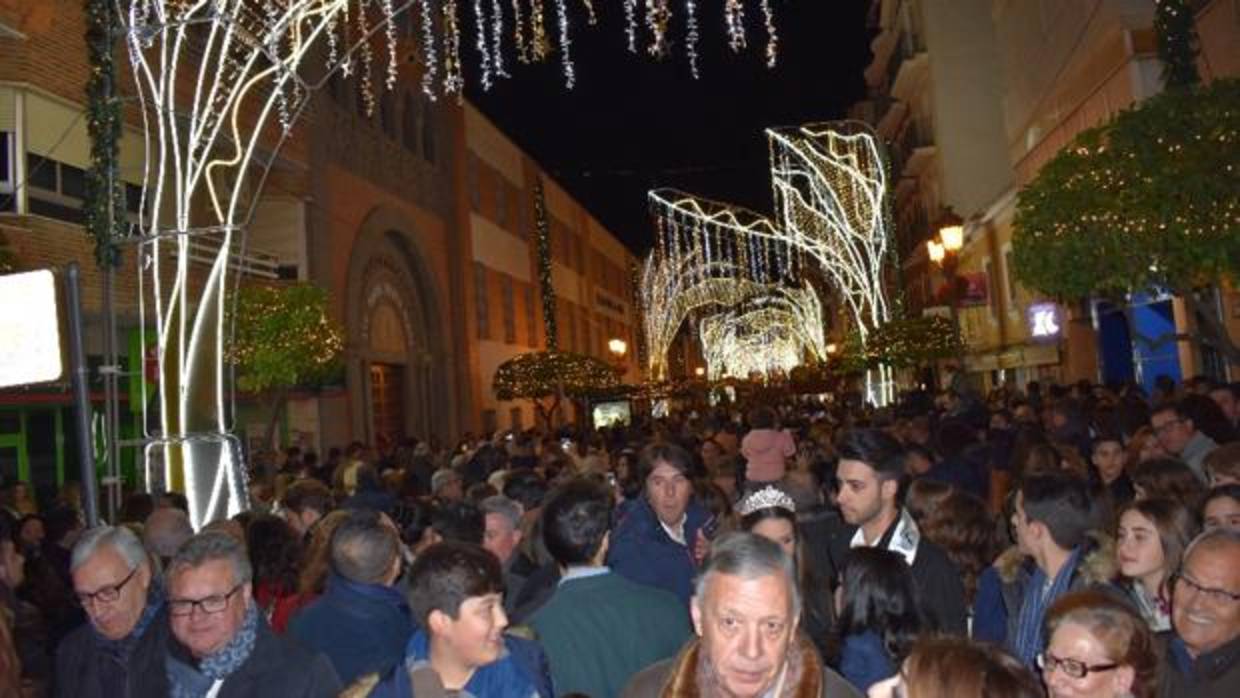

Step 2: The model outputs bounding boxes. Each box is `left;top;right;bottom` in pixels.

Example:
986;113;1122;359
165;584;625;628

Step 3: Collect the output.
642;190;815;381
767;121;895;404
697;282;827;379
121;0;417;530
642;121;896;403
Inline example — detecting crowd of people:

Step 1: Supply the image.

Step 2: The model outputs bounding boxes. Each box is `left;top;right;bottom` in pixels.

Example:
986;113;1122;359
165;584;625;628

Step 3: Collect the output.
2;374;1240;698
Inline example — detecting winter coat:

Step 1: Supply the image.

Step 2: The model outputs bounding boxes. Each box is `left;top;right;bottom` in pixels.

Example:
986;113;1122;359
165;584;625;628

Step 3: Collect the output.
608;497;710;607
1159;634;1240;698
975;533;1120;647
166;615;341;698
621;634;863;698
53;606;171;698
287;573;414;686
529;570;691;698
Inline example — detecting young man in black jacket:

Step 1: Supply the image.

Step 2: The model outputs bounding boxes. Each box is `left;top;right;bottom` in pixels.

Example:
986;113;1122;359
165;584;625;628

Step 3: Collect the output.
826;428;968;635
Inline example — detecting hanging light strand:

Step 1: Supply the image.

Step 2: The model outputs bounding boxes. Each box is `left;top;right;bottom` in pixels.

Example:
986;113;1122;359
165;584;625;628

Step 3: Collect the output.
418;0;440;99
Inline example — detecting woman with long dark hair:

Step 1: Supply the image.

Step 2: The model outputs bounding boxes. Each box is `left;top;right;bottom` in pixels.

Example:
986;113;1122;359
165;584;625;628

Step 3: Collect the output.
830;547;923;692
246;513;306;633
736;486;834;657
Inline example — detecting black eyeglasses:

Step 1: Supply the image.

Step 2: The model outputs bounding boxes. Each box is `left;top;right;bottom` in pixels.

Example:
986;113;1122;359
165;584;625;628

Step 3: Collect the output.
168;584;244;617
1171;571;1240;604
1037;652;1119;680
74;565;139;607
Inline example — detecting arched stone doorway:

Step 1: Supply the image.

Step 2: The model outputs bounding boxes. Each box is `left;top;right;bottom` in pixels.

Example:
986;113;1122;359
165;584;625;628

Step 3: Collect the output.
344;208;455;447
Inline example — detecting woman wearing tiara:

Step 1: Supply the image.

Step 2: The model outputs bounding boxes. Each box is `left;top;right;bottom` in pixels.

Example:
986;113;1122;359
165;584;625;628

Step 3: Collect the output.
737;485;836;658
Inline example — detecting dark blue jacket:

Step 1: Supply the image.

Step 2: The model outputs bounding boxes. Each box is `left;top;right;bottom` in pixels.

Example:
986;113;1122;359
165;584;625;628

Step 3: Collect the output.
287;573;413;686
607;497;710;607
839;630;896;692
367;633;553;698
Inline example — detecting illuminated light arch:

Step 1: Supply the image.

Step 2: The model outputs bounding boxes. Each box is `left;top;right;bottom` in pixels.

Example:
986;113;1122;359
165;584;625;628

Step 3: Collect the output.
766;121;895;404
641;121;896;403
641;190;807;381
697;282;827;380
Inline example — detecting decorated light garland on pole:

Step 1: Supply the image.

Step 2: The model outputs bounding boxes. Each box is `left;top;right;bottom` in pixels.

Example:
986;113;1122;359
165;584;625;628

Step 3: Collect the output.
533;176;558;351
84;0;124;269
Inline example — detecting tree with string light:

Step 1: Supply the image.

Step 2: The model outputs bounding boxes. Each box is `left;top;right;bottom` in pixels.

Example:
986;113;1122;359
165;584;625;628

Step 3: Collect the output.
228;283;344;453
492;351;620;428
1011;0;1240;365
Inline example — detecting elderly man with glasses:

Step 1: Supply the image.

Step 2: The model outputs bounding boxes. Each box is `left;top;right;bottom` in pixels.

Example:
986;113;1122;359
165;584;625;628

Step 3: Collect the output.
1160;527;1240;697
163;531;340;698
54;525;170;698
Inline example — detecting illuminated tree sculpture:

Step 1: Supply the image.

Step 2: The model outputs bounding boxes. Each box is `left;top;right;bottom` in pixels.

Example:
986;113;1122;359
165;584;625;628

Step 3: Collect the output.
121;0;416;529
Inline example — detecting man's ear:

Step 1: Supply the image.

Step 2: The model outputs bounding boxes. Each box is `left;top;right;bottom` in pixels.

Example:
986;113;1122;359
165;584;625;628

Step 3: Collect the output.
690;595;704;637
427;608;451;636
880;477;899;502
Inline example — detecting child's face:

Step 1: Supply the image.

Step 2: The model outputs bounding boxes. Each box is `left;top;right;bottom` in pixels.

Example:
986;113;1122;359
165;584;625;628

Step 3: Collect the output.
437;592;508;668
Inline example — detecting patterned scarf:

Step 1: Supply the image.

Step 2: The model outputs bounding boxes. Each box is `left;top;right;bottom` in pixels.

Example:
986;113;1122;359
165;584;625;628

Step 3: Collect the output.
1130;580;1172;633
849;508;921;566
167;604;260;698
1011;547;1081;667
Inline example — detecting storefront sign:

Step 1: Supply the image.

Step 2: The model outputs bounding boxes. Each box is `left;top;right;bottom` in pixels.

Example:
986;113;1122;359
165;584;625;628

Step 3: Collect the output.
1027;302;1062;341
0;269;63;388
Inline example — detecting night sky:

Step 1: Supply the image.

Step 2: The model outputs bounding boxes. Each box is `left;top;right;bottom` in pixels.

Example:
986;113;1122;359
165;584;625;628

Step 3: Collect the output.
469;1;874;255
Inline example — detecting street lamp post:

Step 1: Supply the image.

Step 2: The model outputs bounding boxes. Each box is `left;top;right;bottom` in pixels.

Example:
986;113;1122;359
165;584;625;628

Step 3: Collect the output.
928;207;966;389
608;338;628;377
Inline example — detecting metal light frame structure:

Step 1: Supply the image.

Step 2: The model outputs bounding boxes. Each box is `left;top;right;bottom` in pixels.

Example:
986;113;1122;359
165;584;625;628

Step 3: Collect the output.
119;0;414;529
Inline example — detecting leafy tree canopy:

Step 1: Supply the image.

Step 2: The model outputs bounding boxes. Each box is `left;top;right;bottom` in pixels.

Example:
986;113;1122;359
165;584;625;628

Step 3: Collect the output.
228;283;344;394
840;315;964;371
1012;78;1240;302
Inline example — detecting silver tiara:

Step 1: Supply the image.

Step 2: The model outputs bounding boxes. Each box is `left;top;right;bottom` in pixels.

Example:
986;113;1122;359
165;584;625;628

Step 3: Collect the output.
737;486;796;517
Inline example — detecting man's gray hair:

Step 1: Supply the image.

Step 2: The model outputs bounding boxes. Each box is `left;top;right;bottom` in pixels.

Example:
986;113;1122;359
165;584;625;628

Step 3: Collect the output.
479;495;523;529
694;531;801;618
167;531;253;585
1184;526;1240;563
71;526;148;573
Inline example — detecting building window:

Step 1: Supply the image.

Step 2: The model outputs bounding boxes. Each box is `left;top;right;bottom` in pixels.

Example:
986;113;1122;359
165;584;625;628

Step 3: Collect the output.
0;132;13;213
582;309;592;356
467;156;480;210
495;180;508;228
1003;246;1018;309
524;286;538;347
422;107;436;164
402;94;419;153
474;262;489;339
501;275;516;343
26;153;86;224
565;304;576;352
